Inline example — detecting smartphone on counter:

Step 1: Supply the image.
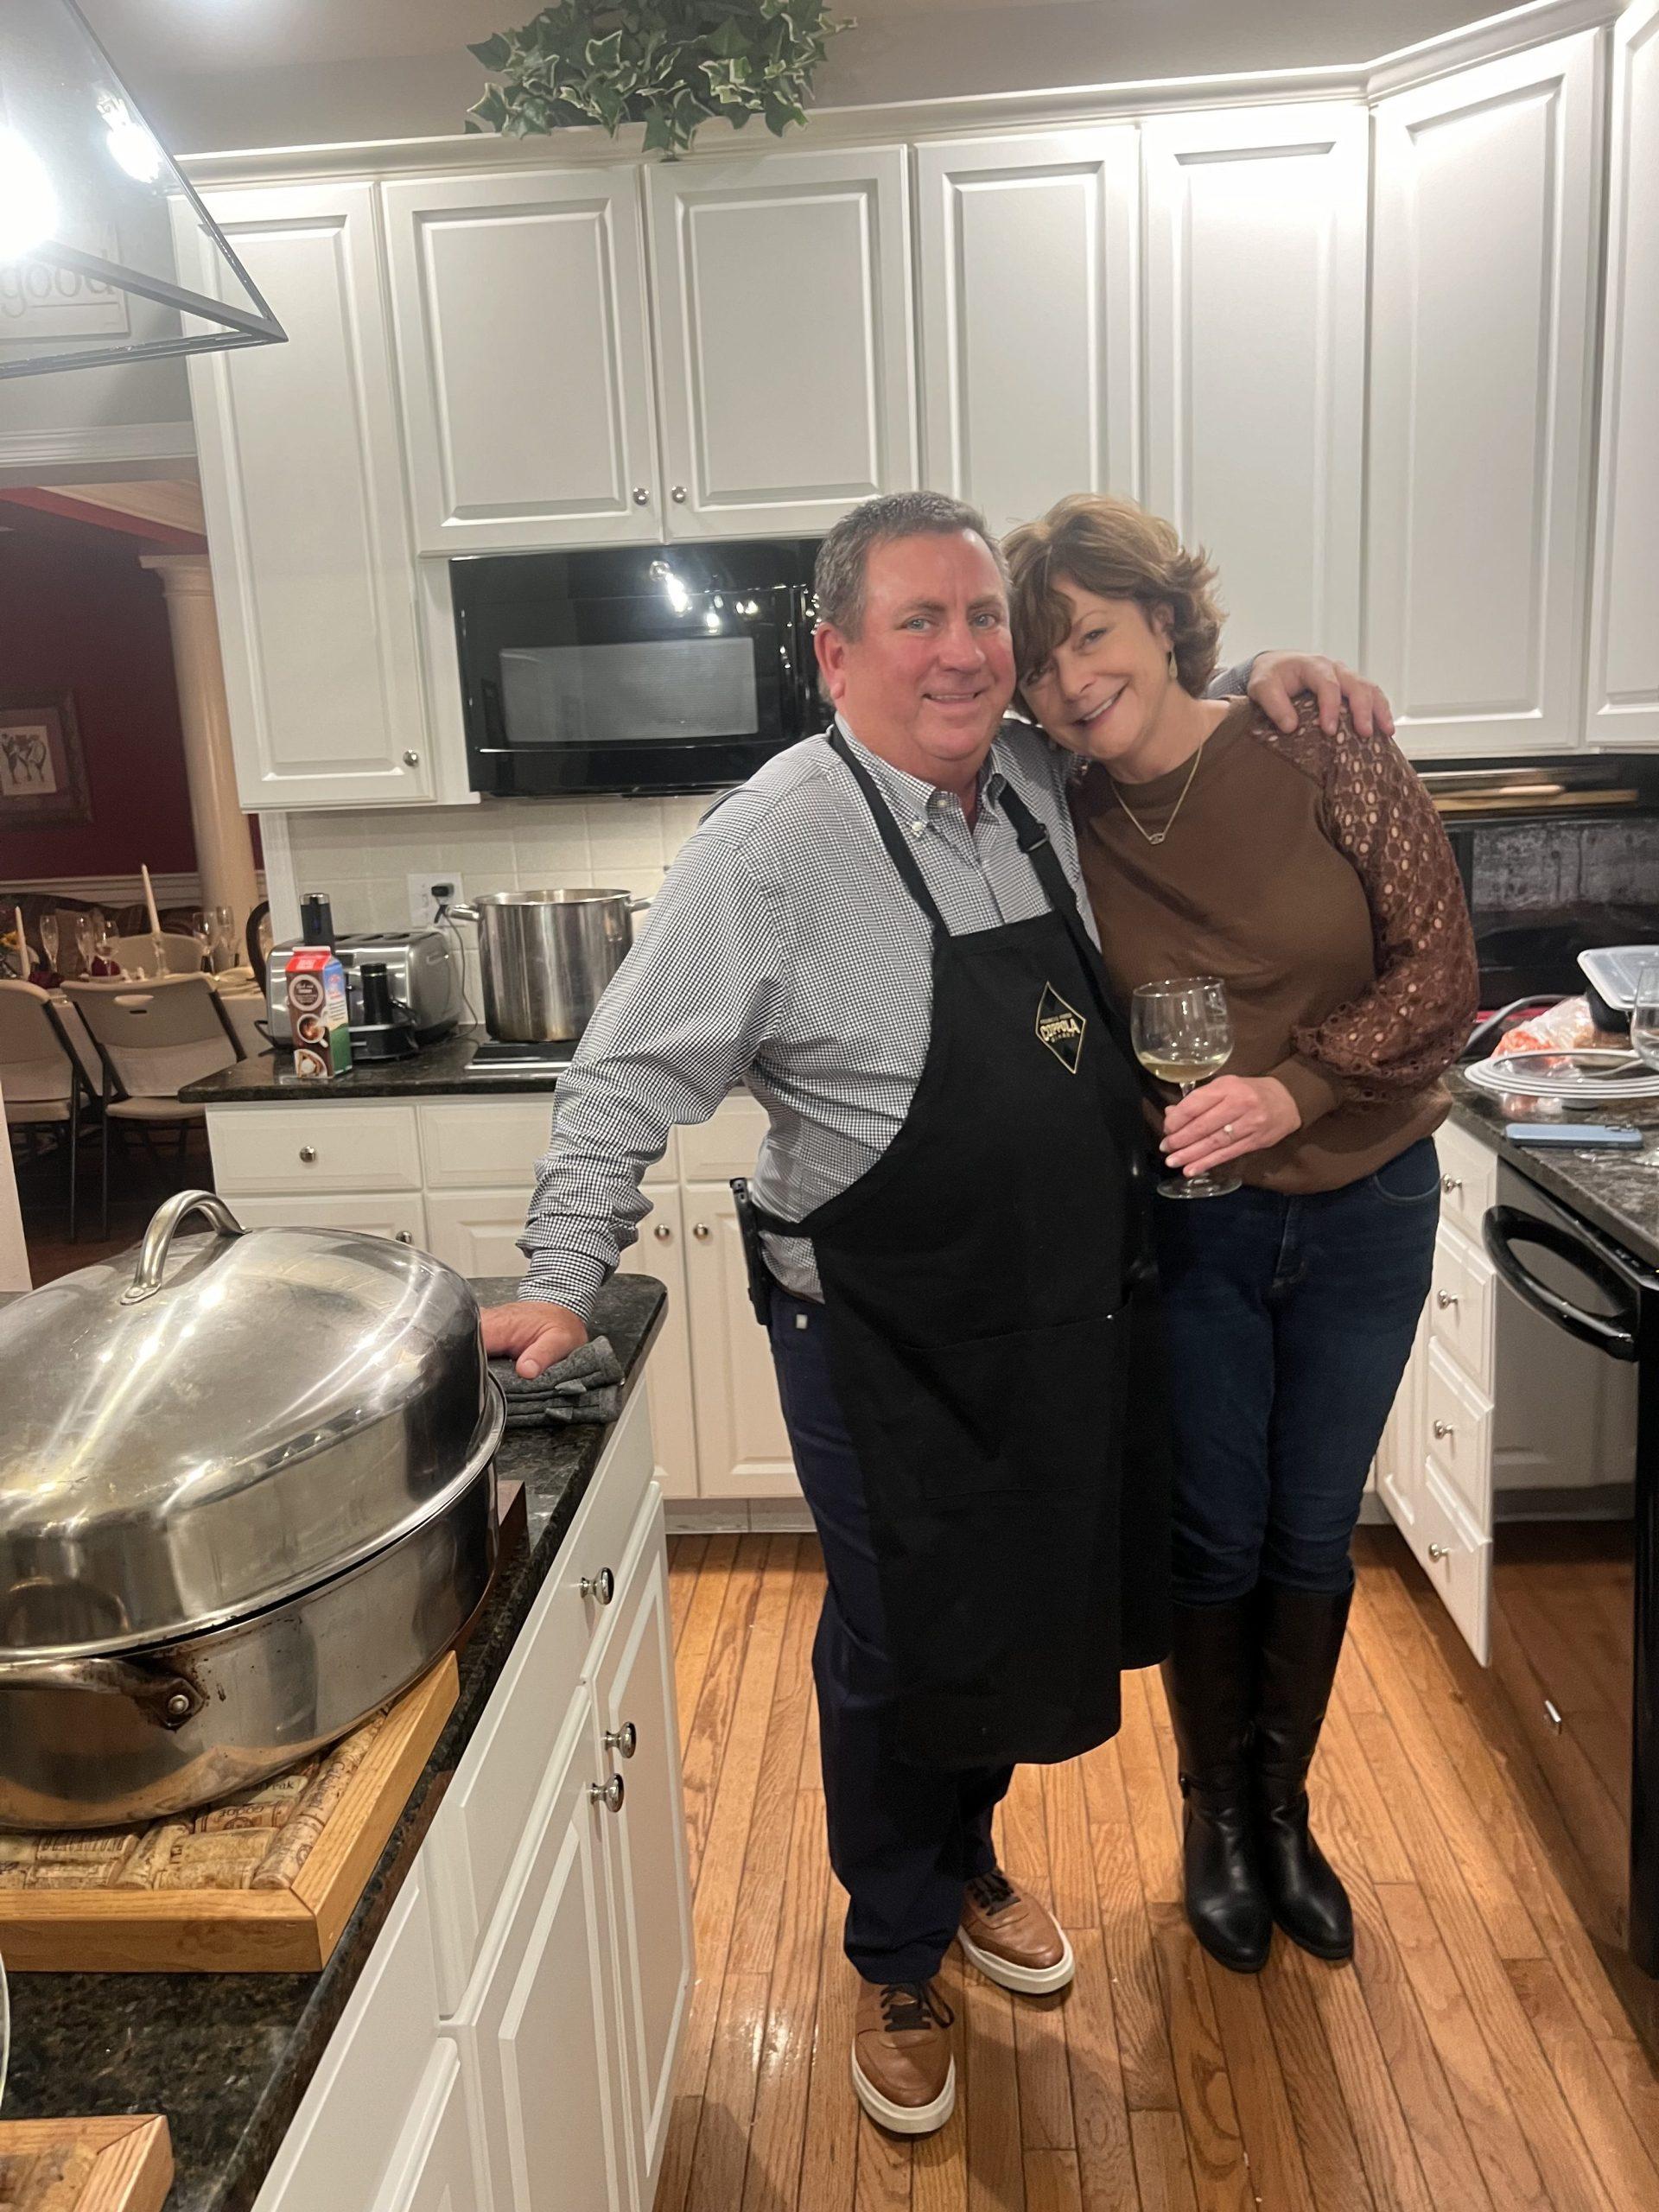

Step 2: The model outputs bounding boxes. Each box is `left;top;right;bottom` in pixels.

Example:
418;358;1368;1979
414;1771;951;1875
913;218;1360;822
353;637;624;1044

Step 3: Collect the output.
1503;1122;1643;1148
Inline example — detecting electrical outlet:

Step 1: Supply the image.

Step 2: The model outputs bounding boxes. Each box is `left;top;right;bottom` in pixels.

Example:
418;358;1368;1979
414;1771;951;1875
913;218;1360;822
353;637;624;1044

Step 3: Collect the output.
409;872;463;931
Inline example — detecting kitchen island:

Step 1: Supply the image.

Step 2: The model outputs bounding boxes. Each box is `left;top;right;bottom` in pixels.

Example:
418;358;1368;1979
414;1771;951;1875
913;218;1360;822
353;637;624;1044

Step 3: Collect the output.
0;1271;687;2212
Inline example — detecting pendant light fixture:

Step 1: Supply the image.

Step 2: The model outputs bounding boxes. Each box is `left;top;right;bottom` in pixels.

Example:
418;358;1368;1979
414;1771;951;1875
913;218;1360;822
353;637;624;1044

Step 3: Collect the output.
0;0;285;381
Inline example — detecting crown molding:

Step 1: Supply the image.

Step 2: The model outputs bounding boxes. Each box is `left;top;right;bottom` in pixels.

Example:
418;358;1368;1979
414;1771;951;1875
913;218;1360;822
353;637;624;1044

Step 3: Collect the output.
0;422;196;487
1364;0;1620;96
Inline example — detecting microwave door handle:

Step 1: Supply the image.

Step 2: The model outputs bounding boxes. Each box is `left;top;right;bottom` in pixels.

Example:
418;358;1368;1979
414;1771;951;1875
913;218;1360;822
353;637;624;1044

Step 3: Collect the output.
1481;1205;1640;1360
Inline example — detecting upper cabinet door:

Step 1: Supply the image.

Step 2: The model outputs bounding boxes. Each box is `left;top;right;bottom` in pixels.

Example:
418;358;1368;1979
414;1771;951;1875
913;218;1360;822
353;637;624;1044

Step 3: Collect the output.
916;130;1139;540
1142;105;1366;671
383;168;661;554
1588;0;1659;748
175;182;436;808
1369;33;1603;756
647;146;916;538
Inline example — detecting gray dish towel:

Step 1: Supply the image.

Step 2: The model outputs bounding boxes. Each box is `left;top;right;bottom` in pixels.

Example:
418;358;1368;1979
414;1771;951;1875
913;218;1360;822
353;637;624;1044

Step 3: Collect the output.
491;1336;625;1428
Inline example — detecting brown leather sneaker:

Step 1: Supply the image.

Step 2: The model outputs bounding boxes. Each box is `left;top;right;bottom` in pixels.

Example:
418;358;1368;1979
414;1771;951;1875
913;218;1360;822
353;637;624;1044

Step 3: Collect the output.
958;1869;1076;1994
851;1978;957;2134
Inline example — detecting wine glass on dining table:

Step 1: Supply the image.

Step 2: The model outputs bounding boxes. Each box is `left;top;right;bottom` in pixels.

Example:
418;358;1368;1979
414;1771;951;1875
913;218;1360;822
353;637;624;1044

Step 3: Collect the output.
37;912;58;980
1131;976;1240;1198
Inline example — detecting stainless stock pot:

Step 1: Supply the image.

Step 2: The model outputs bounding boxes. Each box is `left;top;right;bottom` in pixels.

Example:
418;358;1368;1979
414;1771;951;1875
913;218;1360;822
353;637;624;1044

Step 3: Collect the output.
0;1191;504;1828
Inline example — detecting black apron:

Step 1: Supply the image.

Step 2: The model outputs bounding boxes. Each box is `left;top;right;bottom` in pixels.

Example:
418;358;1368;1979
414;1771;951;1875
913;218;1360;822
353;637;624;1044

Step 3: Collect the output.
748;731;1172;1770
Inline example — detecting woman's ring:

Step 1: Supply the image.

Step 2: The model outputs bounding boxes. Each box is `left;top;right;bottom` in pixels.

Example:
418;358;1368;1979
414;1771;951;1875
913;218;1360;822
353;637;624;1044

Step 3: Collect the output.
1224;1122;1235;1135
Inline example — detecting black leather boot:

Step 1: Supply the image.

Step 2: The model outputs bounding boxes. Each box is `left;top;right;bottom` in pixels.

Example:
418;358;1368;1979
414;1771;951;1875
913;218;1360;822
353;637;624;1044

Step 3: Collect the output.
1160;1598;1272;1974
1252;1582;1354;1961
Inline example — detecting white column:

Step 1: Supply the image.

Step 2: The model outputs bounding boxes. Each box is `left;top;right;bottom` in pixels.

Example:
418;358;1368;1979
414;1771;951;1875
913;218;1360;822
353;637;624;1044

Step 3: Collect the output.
140;553;261;936
0;1070;29;1291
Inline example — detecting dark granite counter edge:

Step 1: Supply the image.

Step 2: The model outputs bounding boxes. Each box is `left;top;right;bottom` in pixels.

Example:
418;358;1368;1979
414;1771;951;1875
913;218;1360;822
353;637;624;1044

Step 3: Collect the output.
180;1030;567;1102
3;1272;666;2212
1445;1077;1659;1274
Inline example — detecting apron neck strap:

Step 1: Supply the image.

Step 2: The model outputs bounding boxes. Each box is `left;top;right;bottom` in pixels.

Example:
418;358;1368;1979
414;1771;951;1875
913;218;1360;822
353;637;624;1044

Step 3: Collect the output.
999;780;1137;1061
826;728;947;934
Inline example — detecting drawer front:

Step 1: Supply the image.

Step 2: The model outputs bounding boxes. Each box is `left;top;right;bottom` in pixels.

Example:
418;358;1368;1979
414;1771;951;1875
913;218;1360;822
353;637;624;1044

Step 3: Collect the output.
251;1866;440;2212
1425;1339;1494;1529
1436;1117;1497;1243
425;1383;657;2014
1428;1222;1495;1392
210;1103;422;1195
1410;1461;1492;1665
223;1192;429;1246
420;1098;553;1192
677;1091;768;1181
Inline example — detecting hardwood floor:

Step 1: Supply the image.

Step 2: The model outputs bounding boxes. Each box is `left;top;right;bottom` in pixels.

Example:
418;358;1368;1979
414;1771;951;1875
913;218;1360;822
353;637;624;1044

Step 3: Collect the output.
657;1530;1659;2212
10;1122;213;1285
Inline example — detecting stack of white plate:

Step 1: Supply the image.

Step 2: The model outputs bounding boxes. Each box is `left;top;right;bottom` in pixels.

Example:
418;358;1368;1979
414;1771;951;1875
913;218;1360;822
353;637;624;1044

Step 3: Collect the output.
1464;1048;1659;1103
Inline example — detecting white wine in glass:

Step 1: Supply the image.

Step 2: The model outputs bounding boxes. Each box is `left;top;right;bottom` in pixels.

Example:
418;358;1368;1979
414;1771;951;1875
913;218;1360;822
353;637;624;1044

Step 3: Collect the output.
1131;976;1240;1199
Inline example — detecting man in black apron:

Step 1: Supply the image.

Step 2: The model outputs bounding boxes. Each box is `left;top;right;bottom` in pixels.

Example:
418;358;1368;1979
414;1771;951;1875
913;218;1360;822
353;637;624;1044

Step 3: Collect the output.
486;493;1393;2134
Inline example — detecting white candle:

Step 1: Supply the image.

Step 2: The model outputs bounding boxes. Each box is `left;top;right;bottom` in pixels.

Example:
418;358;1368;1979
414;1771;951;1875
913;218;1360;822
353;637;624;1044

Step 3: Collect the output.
140;863;162;937
12;907;27;978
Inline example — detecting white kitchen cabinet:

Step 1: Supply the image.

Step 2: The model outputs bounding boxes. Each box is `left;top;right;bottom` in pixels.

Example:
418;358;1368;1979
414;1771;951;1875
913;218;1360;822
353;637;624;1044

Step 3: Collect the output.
615;1184;700;1500
173;183;446;810
1587;0;1659;747
223;1191;429;1246
383;168;662;554
683;1180;799;1499
915;129;1140;538
588;1508;694;2209
1142;104;1366;667
646;146;916;537
1368;32;1603;756
371;2045;479;2212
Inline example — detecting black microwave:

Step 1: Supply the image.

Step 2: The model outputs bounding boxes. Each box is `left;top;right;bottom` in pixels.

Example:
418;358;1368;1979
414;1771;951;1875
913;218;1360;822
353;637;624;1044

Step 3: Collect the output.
452;539;822;798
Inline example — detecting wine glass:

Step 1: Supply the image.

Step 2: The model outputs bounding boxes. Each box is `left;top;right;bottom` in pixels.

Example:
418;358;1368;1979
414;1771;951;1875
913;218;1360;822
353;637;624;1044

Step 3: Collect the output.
188;910;215;972
38;913;58;978
1632;961;1659;1074
73;912;94;976
209;904;237;972
1131;976;1240;1199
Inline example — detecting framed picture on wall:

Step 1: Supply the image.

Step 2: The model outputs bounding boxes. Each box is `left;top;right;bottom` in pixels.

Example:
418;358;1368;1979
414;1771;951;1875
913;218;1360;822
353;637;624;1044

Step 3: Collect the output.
0;692;92;828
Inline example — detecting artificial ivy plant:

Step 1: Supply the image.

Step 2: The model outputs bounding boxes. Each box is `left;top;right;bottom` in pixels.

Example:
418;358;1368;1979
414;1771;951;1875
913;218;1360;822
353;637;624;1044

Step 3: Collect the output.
467;0;849;158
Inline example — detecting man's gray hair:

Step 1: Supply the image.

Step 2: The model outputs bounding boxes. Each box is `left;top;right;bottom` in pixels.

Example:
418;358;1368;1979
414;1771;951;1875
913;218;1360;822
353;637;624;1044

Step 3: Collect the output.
813;491;1008;639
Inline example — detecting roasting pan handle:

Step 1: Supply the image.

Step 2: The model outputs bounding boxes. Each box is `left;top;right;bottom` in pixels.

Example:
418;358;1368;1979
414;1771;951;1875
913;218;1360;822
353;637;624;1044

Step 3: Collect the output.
122;1189;246;1306
0;1653;206;1730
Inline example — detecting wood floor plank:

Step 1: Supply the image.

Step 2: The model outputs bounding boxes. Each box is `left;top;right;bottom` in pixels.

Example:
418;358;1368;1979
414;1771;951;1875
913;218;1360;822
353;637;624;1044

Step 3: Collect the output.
1118;1675;1181;1911
729;1541;817;1976
1062;1927;1138;2212
679;1537;767;1889
684;1971;768;2212
1506;1957;1659;2212
798;1815;861;2212
1078;1738;1179;2113
742;1789;834;2212
912;1950;970;2212
1375;1880;1547;2212
855;2113;914;2212
1255;1952;1377;2212
1147;1904;1251;2212
1040;1757;1099;1931
1198;1964;1316;2212
1011;1988;1074;2153
999;1760;1052;1901
667;1533;709;1652
1319;1689;1414;1887
1022;2149;1083;2212
1128;2111;1198;2212
963;1970;1025;2212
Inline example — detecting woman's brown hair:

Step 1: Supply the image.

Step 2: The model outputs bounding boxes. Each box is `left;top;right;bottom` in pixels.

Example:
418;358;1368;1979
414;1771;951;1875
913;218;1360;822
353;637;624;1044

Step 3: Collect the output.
1002;493;1224;697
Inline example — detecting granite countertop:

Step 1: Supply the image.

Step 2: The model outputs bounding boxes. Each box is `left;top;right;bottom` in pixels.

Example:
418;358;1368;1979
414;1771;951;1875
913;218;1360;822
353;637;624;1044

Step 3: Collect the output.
181;1028;569;1101
0;1272;666;2212
1446;1071;1659;1271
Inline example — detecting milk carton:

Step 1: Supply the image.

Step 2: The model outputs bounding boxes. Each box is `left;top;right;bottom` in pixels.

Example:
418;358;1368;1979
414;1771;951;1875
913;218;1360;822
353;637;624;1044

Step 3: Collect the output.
285;946;353;1080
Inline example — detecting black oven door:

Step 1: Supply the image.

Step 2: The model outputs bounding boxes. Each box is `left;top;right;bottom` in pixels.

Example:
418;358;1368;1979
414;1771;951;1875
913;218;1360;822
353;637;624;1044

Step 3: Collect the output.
461;582;810;797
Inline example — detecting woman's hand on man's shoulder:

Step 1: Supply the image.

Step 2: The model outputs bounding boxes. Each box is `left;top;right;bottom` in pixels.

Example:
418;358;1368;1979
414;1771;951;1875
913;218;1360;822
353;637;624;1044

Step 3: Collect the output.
1245;654;1395;742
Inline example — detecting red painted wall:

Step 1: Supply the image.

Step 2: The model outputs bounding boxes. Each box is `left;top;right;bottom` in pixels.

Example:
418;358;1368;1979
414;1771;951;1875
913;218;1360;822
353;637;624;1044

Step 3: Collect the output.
0;529;207;880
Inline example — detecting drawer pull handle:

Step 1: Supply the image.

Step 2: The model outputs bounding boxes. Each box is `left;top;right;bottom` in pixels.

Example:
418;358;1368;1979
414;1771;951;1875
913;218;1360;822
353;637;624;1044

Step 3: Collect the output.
692;1223;711;1241
1433;1420;1453;1440
590;1774;626;1813
298;1145;317;1164
403;749;420;768
654;1224;673;1242
1441;1174;1461;1195
671;485;688;504
396;1230;413;1244
1437;1291;1459;1309
582;1567;615;1606
1427;1541;1448;1562
632;486;649;505
604;1722;638;1759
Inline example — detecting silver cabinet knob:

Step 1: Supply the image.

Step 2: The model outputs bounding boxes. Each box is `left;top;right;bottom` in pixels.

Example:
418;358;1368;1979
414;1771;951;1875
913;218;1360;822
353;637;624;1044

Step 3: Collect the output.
1441;1174;1461;1195
1436;1290;1458;1309
590;1773;626;1813
395;1230;413;1244
402;749;420;767
632;486;649;505
1427;1541;1448;1561
692;1222;711;1240
654;1224;673;1242
604;1722;638;1759
671;485;688;504
298;1145;316;1164
1433;1419;1453;1440
581;1567;615;1605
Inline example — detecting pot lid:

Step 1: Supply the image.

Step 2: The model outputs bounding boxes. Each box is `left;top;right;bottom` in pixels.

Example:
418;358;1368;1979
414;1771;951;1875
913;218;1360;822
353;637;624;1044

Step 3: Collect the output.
0;1192;501;1660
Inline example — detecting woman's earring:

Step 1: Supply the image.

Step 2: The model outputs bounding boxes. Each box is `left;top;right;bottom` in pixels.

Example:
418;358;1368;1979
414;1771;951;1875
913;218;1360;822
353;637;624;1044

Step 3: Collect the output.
1166;647;1178;679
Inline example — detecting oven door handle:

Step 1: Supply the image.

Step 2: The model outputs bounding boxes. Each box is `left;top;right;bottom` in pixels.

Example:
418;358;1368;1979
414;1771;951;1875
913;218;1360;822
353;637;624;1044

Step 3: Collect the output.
1481;1205;1640;1361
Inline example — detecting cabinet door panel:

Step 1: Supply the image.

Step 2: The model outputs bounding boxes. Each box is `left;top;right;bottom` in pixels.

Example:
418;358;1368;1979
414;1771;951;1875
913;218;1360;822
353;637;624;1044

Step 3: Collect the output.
1369;33;1601;753
1588;0;1659;746
591;1506;694;2208
1143;105;1365;667
372;2044;479;2212
385;168;659;552
683;1182;798;1498
175;182;434;808
649;148;915;536
917;130;1139;537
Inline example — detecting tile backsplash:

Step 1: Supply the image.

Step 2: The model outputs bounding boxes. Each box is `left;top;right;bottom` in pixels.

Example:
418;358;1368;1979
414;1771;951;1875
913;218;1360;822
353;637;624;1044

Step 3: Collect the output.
283;792;711;1013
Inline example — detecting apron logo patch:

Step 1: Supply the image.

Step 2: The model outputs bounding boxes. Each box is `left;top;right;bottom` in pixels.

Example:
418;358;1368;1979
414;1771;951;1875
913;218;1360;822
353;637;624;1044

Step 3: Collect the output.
1036;983;1086;1073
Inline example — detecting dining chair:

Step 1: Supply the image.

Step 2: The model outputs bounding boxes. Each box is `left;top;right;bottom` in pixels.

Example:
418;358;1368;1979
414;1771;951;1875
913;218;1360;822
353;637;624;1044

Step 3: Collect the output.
111;931;206;977
0;980;100;1241
60;976;245;1236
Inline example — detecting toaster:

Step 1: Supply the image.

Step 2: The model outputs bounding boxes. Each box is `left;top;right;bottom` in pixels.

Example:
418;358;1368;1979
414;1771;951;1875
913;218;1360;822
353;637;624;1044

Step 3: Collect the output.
267;929;462;1046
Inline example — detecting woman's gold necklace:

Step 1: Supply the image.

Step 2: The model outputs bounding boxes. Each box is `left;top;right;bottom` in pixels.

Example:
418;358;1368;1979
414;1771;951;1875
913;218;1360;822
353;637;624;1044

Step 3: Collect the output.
1108;737;1205;849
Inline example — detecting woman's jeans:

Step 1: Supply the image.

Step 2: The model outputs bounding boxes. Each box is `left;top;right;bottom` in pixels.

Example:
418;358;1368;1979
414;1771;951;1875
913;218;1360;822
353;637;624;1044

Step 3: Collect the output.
1154;1136;1441;1605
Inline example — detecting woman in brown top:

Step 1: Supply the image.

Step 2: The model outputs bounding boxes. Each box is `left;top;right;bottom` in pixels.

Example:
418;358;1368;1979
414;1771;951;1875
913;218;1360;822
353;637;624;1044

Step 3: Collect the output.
1004;493;1478;1977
